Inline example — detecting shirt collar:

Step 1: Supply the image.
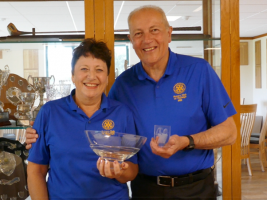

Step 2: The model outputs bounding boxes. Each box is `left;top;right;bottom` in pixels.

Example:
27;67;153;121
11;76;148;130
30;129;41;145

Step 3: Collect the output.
67;89;109;111
136;48;177;81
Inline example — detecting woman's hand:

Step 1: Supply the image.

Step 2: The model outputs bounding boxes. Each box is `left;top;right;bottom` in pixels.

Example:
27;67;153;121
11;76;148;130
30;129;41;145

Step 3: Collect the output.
97;158;129;179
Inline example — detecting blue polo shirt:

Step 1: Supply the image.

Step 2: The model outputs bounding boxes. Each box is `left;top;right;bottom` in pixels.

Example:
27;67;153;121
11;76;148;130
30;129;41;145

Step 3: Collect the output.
109;49;236;176
28;89;137;200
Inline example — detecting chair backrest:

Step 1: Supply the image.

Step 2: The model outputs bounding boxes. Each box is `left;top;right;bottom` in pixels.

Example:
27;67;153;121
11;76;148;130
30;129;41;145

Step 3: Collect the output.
251;116;263;134
240;104;257;156
259;115;267;144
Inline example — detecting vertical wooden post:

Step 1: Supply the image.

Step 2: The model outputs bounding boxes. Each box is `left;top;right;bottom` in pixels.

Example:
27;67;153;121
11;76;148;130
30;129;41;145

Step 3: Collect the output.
230;0;241;199
203;0;213;65
221;0;241;199
104;0;115;93
221;0;232;199
84;0;115;94
84;0;95;39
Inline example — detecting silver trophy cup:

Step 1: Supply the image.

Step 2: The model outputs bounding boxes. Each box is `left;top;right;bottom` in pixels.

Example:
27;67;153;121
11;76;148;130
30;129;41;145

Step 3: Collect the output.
0;65;10;112
14;92;38;126
27;75;55;120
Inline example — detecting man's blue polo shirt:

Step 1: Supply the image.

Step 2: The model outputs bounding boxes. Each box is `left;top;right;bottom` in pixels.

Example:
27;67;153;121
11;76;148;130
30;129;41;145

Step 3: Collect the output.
28;89;137;200
109;49;236;176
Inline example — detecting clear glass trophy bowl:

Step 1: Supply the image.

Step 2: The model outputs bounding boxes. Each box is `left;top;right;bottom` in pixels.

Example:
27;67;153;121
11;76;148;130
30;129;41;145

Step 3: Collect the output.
85;130;147;163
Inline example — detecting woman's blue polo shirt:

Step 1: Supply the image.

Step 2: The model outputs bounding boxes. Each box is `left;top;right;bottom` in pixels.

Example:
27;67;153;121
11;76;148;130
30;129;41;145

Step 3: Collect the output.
28;90;137;200
109;49;236;176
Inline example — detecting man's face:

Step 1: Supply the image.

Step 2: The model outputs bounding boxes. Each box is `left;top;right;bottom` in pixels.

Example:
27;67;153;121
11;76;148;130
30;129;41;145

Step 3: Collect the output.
128;9;172;69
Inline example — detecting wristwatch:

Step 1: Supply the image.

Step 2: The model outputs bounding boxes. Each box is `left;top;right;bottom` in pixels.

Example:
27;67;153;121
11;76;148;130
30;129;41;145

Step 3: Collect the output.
183;135;195;151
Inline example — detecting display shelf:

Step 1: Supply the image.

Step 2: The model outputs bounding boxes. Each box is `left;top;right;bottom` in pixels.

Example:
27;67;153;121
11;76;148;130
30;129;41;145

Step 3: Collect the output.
0;120;29;129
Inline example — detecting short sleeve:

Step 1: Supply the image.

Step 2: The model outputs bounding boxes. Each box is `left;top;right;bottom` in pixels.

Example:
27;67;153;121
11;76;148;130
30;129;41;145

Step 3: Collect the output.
202;63;236;126
28;106;50;165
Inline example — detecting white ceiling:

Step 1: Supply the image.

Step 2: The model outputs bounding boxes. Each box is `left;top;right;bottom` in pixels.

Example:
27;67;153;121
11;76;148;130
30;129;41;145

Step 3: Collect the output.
0;0;266;39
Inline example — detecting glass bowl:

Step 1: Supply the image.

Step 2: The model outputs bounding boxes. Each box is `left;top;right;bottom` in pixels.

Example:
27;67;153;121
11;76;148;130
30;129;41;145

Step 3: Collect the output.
85;130;147;162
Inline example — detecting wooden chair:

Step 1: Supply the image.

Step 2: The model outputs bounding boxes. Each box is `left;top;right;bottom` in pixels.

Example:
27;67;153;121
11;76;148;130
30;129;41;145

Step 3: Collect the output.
250;114;267;171
240;104;257;176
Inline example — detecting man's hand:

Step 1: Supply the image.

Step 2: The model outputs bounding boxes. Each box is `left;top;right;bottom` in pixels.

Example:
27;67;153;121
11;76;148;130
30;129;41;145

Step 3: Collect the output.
25;121;38;150
150;135;189;158
96;158;129;180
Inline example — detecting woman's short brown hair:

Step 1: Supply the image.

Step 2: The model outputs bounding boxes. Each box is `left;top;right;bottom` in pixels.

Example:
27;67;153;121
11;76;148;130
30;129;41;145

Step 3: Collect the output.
71;38;111;75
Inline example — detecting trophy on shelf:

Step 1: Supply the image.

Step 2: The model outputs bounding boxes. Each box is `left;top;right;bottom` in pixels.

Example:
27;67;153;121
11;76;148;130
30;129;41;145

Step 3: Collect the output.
27;75;55;120
0;65;10;123
6;89;38;126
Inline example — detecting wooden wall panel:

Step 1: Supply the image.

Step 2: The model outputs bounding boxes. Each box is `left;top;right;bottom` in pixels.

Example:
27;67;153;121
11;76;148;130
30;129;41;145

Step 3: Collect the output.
23;49;39;79
240;42;248;65
255;40;261;88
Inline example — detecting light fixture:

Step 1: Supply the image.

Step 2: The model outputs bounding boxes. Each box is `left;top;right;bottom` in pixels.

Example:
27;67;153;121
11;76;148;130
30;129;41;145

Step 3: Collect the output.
204;48;221;50
193;6;202;12
176;46;192;48
166;16;181;21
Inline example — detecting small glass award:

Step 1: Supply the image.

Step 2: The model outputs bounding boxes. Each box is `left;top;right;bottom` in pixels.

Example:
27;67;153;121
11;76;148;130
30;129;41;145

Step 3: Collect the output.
154;125;171;147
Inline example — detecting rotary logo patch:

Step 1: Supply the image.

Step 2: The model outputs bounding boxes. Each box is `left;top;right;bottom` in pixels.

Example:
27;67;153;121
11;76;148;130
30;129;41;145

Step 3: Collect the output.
102;119;114;130
173;83;187;102
173;83;186;94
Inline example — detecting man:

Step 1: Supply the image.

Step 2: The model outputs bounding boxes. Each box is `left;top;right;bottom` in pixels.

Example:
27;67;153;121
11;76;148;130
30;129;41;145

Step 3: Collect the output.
26;5;237;200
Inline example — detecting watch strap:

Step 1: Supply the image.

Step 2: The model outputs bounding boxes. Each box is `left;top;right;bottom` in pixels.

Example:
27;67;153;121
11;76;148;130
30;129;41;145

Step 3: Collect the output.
183;135;195;151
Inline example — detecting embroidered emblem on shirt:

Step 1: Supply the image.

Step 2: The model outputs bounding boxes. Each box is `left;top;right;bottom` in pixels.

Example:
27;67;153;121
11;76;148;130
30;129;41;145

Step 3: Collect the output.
173;83;187;102
102;119;115;130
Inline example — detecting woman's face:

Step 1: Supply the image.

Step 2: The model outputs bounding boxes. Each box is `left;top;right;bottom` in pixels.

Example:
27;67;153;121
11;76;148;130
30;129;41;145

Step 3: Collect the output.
72;55;108;102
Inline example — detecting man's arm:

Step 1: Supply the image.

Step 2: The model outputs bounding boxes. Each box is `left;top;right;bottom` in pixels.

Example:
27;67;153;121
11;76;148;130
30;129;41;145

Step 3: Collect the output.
27;161;49;200
192;116;237;149
150;116;237;158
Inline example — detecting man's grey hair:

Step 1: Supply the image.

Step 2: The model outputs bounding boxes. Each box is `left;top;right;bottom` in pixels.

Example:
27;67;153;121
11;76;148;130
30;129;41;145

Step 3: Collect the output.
127;5;170;29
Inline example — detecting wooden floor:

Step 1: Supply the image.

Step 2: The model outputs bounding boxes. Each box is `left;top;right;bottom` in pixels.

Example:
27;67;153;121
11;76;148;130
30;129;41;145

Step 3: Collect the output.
241;153;267;200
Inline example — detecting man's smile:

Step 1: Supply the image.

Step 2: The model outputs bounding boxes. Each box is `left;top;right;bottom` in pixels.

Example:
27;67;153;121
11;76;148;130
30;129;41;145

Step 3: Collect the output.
143;46;156;52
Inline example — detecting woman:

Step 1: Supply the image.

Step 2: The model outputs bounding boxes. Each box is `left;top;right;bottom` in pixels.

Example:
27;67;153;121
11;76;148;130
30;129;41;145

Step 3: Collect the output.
27;38;138;200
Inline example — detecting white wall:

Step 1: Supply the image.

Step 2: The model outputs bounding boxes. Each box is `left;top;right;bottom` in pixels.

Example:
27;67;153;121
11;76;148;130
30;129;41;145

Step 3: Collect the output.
240;37;267;120
128;43;139;66
0;43;46;77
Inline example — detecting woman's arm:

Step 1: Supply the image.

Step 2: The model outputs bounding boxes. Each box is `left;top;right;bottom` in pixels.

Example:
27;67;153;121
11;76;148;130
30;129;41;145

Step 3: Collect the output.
97;158;138;183
27;161;49;200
